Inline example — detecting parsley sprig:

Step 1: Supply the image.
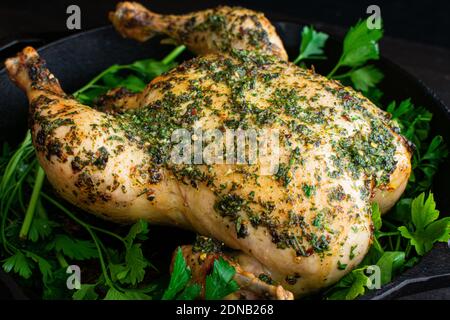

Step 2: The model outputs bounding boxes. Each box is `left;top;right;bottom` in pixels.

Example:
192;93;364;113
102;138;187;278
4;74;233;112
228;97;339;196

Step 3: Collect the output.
74;45;186;105
326;192;450;300
293;26;328;64
327;19;383;78
162;247;239;300
294;19;384;96
398;193;450;256
162;247;201;300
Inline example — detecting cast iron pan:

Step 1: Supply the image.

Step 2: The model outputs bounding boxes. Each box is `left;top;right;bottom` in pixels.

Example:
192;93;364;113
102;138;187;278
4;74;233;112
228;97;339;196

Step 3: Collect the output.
0;20;449;300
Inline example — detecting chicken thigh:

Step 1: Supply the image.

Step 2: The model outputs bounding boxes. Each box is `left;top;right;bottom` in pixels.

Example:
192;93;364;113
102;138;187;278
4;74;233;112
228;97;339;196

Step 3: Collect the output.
5;3;411;299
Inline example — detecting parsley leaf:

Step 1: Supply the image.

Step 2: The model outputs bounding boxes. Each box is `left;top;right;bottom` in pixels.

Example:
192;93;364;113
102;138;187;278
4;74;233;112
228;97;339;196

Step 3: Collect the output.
389;197;413;224
385;99;448;195
42;268;72;300
124;244;148;285
2;251;33;278
364;87;384;104
162;249;239;300
73;284;99;300
130;59;178;80
376;251;405;285
293;26;329;64
177;284;202;300
205;257;240;300
46;234;98;260
109;220;151;285
162;247;192;300
326;268;369;300
410;135;448;194
73;46;185;105
326;248;403;300
110;263;129;282
28;216;56;242
387;99;432;149
338;19;383;69
125;219;149;244
326;19;384;95
398;192;450;255
349;65;384;92
104;287;152;300
25;251;52;283
343;270;369;299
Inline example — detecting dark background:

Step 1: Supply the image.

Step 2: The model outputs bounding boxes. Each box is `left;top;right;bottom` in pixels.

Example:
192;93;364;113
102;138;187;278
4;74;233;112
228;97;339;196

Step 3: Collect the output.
1;0;450;48
1;0;450;104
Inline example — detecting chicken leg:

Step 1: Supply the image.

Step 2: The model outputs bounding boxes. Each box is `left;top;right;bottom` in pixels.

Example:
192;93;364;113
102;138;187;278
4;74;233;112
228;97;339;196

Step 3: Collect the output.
5;47;189;226
109;2;288;60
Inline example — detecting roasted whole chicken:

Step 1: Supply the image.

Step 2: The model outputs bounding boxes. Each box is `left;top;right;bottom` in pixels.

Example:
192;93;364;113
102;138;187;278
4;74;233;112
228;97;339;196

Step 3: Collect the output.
5;2;412;299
